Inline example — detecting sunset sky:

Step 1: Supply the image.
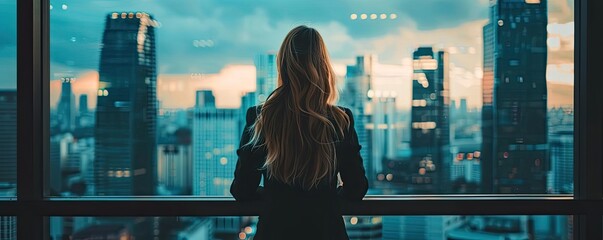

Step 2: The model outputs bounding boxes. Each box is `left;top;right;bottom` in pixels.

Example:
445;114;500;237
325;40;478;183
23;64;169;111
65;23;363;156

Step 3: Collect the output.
0;0;574;109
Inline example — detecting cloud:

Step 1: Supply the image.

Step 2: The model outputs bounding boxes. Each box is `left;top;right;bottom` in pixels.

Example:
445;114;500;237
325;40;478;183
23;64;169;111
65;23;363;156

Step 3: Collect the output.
3;0;576;107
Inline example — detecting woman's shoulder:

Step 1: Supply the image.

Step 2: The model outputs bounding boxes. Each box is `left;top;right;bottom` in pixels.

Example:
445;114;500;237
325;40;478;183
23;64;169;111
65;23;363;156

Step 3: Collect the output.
244;105;262;123
334;105;354;117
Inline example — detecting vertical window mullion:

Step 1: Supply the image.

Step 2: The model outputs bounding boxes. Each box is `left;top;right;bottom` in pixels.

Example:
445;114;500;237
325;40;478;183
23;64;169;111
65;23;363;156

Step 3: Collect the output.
575;0;603;239
17;0;47;239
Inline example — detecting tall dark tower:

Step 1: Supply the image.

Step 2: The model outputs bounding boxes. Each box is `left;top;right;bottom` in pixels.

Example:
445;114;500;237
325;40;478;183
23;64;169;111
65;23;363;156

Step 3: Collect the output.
95;12;158;196
409;47;450;193
482;0;548;193
58;77;76;132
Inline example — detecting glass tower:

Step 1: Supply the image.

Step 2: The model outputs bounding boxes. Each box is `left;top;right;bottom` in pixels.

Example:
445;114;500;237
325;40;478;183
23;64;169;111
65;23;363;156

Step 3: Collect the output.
410;47;450;193
482;0;548;193
94;12;158;195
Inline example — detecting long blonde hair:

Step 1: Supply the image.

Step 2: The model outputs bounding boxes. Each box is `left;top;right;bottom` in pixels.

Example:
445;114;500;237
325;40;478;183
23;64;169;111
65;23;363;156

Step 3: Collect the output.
247;25;350;190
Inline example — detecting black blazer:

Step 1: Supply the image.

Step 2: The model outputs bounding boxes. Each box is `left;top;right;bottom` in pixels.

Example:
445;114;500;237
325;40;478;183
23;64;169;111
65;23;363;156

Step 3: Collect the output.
230;106;369;240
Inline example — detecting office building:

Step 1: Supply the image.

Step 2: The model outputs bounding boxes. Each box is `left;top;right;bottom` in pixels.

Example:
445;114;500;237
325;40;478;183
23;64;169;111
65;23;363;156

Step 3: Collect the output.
192;90;240;196
94;12;158;195
410;47;450;193
481;0;549;193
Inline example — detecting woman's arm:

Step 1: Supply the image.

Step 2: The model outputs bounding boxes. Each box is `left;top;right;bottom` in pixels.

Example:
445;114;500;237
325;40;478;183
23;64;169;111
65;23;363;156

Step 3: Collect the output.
230;107;264;201
337;108;369;201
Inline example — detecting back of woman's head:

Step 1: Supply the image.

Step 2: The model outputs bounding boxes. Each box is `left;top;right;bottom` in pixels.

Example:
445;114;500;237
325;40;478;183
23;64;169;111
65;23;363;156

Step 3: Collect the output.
247;25;350;190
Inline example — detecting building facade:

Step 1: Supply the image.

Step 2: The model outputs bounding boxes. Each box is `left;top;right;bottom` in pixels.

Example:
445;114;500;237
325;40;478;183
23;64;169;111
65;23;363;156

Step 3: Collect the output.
481;0;549;193
410;47;450;193
94;12;158;195
192;90;240;196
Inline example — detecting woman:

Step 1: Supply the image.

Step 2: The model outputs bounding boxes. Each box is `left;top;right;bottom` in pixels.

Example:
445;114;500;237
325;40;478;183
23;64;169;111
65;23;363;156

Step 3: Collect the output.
230;25;368;240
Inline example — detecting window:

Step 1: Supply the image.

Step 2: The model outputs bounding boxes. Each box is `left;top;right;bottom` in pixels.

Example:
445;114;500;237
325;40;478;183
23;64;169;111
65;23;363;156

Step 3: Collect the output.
48;0;573;197
5;0;603;239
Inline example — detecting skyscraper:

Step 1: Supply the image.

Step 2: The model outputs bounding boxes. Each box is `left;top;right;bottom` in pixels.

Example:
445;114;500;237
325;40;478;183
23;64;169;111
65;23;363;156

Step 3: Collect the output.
192;90;240;196
482;0;548;193
58;77;76;132
367;93;397;180
254;53;277;103
341;55;375;184
94;12;158;195
0;91;16;187
410;47;450;193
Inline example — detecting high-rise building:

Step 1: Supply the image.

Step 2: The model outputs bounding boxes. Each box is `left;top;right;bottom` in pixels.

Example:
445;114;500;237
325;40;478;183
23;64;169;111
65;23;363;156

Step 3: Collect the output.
341;55;375;184
79;94;89;114
549;127;573;194
0;91;16;187
157;128;193;195
481;0;548;193
58;77;76;132
450;139;482;193
459;98;468;117
410;47;450;193
192;90;240;196
366;94;398;181
254;53;277;103
94;12;158;195
0;216;16;240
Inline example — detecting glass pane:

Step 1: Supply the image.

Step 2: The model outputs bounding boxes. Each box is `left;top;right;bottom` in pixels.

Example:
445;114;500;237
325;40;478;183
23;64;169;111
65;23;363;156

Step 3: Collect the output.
48;0;574;196
0;216;17;240
0;0;17;197
50;215;572;239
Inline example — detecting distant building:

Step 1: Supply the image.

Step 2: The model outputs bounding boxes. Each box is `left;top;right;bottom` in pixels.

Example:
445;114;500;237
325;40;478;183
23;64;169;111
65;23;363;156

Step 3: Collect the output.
548;107;573;194
77;94;94;128
341;55;376;183
254;53;277;103
410;47;450;193
0;90;16;187
481;0;549;193
192;90;240;196
58;77;76;132
366;94;398;181
450;139;482;193
94;12;158;195
157;128;193;195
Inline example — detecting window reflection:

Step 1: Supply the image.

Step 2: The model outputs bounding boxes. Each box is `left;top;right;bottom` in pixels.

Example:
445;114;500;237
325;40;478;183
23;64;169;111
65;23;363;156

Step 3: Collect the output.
0;216;16;240
50;216;572;240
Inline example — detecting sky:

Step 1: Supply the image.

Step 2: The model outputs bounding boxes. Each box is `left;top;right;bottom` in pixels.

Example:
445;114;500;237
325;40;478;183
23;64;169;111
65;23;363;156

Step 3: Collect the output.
0;0;574;109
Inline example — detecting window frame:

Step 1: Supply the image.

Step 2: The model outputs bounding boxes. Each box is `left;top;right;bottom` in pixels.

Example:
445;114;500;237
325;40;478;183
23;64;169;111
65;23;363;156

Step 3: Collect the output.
4;0;602;239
